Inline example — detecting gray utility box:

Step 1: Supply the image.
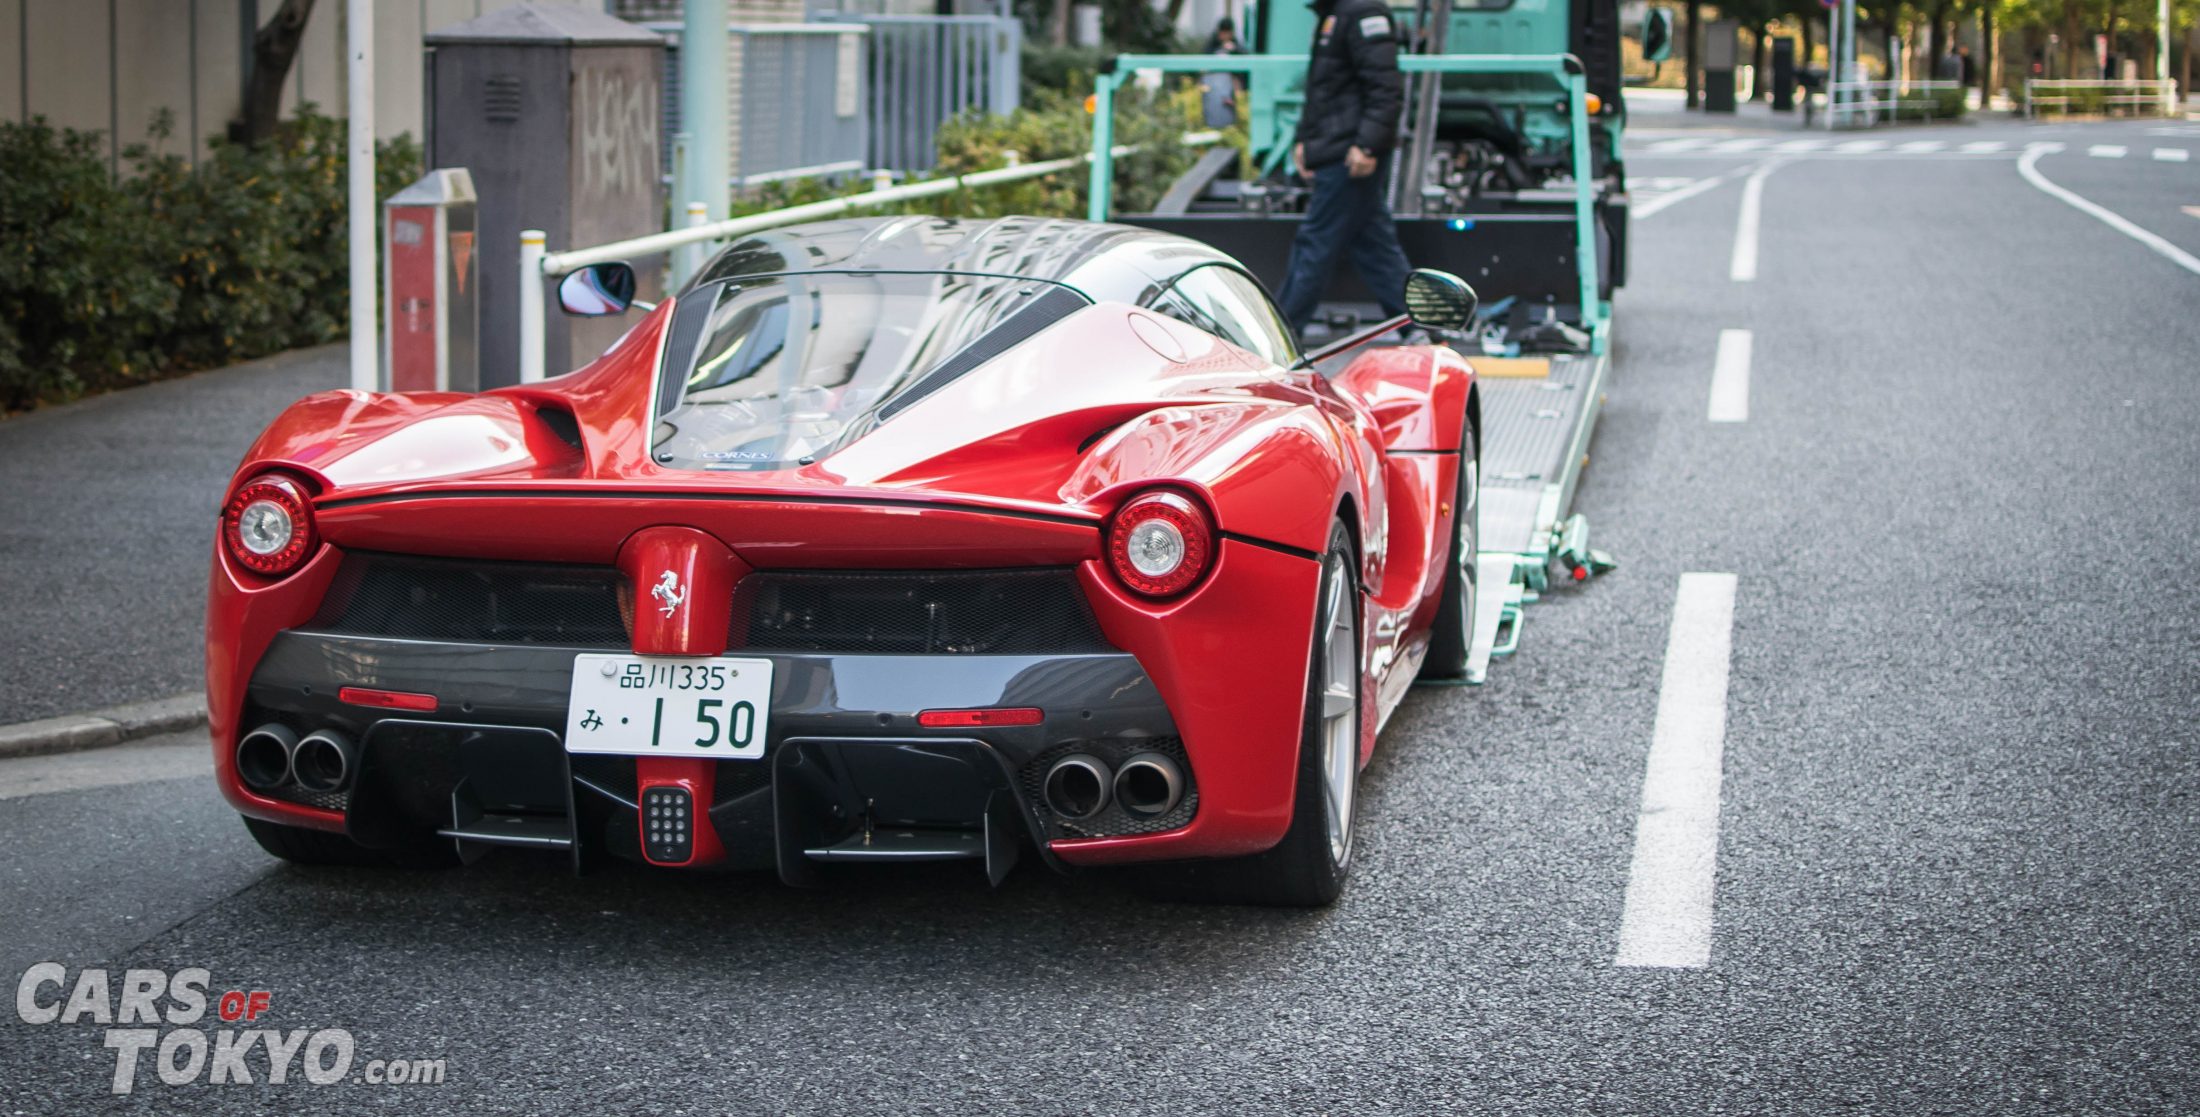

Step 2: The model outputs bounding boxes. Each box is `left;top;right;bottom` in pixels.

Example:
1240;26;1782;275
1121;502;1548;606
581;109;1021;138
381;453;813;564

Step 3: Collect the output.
426;4;664;389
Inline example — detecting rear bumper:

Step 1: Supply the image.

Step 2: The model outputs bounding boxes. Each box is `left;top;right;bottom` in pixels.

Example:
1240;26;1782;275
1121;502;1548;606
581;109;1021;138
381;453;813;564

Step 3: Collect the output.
209;534;1326;877
230;631;1182;877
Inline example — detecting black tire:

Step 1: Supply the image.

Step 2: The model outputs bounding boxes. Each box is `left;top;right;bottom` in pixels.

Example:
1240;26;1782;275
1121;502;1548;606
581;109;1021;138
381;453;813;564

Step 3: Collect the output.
1418;416;1480;681
241;816;455;869
1135;520;1362;907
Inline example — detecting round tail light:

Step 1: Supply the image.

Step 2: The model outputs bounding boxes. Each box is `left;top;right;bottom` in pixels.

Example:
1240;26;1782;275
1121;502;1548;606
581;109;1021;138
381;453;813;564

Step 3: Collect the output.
1106;490;1214;598
222;474;317;577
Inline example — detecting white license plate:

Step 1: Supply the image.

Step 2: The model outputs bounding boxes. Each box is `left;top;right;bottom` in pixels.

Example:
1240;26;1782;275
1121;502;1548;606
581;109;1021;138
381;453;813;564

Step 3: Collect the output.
564;654;773;759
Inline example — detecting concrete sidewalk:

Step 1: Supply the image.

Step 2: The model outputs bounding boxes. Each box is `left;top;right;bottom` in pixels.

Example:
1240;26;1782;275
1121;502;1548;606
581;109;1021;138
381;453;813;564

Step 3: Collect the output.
0;345;348;724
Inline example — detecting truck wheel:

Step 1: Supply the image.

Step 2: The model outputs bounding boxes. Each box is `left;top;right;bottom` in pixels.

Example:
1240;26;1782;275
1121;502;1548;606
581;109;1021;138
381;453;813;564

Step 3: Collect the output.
1418;419;1480;681
241;816;454;869
1137;521;1361;907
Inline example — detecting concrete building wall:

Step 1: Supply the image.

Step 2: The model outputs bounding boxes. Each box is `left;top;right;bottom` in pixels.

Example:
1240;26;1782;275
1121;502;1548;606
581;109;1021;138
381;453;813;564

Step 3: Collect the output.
2;0;605;175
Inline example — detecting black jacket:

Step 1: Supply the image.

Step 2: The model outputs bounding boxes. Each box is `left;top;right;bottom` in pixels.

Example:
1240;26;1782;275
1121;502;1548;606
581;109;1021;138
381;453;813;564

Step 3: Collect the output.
1291;0;1404;170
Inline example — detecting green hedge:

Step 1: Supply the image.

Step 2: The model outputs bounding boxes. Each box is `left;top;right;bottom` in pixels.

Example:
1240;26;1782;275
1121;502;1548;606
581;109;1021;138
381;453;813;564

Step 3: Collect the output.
0;110;419;411
727;83;1236;226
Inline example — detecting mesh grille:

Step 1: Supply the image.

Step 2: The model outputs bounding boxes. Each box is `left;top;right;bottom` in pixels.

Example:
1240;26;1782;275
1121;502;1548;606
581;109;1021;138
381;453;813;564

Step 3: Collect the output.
314;553;628;647
268;784;350;813
1020;738;1197;839
737;569;1108;655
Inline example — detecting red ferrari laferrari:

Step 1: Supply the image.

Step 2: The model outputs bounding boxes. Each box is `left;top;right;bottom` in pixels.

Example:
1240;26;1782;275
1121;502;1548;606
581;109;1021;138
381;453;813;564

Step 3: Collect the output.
208;216;1481;905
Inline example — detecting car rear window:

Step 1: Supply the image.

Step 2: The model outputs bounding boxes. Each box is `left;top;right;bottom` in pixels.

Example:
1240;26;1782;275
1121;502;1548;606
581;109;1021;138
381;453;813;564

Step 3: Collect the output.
651;271;1090;472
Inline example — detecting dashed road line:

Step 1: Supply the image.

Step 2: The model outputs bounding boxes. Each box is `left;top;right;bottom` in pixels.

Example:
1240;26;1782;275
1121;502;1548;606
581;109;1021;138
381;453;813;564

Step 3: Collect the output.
1708;137;1770;152
1773;138;1828;152
1896;140;1945;153
2154;147;2190;162
2018;144;2200;278
1961;140;2006;153
1835;139;1887;153
2089;144;2129;159
1709;330;1752;422
1646;137;1713;153
1615;573;1740;970
1730;160;1781;281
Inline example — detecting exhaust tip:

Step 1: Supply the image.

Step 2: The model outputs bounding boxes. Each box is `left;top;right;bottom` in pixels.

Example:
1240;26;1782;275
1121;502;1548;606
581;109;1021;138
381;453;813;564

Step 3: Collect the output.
291;729;357;794
235;725;298;791
1042;754;1112;820
1113;753;1185;818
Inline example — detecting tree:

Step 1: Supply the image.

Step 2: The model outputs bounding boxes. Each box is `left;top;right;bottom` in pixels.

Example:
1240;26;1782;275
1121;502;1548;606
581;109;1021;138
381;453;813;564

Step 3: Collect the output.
236;0;318;147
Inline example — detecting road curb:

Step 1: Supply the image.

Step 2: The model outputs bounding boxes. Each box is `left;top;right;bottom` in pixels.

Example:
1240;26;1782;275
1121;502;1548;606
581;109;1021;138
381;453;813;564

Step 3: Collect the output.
0;694;206;761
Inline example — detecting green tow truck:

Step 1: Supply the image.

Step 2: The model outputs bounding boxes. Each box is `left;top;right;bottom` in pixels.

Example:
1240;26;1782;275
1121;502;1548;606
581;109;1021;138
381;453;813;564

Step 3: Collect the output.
1086;0;1672;681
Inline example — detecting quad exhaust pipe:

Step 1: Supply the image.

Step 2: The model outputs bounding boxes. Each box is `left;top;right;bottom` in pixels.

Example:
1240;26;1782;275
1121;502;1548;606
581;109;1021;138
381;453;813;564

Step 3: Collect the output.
1113;753;1185;818
291;729;358;794
234;725;298;791
235;724;358;794
1042;753;1112;820
1040;751;1187;820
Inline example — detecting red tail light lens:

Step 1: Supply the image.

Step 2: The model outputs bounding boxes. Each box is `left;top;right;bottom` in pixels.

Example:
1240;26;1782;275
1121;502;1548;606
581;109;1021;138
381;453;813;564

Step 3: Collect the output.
1106;490;1214;598
222;474;317;576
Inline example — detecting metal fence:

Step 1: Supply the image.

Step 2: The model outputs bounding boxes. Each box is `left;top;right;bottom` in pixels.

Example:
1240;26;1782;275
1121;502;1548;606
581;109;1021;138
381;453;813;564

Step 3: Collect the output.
651;22;871;190
1823;80;1967;129
821;14;1022;174
2023;79;2179;118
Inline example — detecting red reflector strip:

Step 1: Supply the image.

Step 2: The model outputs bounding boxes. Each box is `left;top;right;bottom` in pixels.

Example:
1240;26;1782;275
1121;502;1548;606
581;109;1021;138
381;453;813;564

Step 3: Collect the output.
916;707;1044;728
338;686;439;713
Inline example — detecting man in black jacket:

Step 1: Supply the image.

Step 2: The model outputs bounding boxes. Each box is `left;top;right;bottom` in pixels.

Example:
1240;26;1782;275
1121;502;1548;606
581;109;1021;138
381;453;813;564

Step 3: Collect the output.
1274;0;1413;339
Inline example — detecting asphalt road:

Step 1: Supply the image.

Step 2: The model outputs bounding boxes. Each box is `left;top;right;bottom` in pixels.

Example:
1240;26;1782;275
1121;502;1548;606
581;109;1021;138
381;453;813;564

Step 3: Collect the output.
0;346;347;723
1;111;2195;1114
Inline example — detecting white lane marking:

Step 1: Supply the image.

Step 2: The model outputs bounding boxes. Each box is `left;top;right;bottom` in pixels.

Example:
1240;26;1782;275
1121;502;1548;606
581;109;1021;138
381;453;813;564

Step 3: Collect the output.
2018;144;2200;278
1896;140;1945;153
1961;141;2006;153
1708;329;1752;422
2154;147;2190;162
1646;137;1712;153
1729;160;1781;281
1633;169;1734;218
1709;137;1770;152
1835;139;1887;153
2089;144;2128;158
0;737;211;801
1773;138;1828;152
1615;573;1740;969
2184;206;2200;220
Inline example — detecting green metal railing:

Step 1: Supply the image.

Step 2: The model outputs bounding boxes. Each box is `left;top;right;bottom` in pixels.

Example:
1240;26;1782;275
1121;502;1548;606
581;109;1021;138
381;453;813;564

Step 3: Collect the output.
1087;53;1608;350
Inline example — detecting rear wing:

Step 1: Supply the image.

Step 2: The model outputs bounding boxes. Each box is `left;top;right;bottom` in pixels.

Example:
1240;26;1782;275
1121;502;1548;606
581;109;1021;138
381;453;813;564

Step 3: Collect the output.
1088;53;1608;352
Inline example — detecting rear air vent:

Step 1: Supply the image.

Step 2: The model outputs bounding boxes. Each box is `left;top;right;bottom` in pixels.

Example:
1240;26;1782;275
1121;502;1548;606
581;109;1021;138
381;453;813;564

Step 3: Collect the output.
736;568;1108;655
313;553;628;647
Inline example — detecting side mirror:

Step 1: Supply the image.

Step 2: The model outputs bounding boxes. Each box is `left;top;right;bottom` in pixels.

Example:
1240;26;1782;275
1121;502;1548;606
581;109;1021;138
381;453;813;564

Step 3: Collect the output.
1641;8;1674;63
1402;269;1478;334
558;262;637;317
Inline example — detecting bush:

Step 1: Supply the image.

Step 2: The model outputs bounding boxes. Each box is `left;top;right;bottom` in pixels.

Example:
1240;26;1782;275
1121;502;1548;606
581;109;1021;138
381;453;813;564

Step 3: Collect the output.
0;109;419;411
720;82;1235;233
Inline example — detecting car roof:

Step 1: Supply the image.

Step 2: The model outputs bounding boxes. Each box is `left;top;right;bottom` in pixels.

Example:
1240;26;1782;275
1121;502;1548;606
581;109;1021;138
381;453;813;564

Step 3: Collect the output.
685;216;1240;305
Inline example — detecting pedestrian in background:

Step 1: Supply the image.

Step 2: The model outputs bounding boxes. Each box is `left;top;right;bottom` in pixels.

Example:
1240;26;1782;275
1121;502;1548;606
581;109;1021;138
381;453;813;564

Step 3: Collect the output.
1274;0;1413;341
1206;17;1245;55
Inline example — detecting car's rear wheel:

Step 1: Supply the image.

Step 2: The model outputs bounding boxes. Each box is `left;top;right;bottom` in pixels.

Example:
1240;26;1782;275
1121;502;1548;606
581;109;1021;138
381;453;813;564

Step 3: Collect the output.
1140;520;1361;907
241;816;454;869
1417;417;1480;681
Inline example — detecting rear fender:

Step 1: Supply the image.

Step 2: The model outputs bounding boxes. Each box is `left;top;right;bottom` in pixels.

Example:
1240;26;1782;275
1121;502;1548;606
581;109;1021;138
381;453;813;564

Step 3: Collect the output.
1060;400;1352;557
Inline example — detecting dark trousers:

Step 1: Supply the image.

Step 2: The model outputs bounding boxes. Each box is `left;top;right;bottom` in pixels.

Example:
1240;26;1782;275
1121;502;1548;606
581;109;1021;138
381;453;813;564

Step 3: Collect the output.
1275;155;1413;333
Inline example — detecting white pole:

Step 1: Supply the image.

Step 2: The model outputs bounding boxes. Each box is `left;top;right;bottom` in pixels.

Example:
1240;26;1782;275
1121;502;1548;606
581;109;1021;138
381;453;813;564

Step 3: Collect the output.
346;0;376;392
519;231;546;384
678;201;708;287
2160;0;2173;115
